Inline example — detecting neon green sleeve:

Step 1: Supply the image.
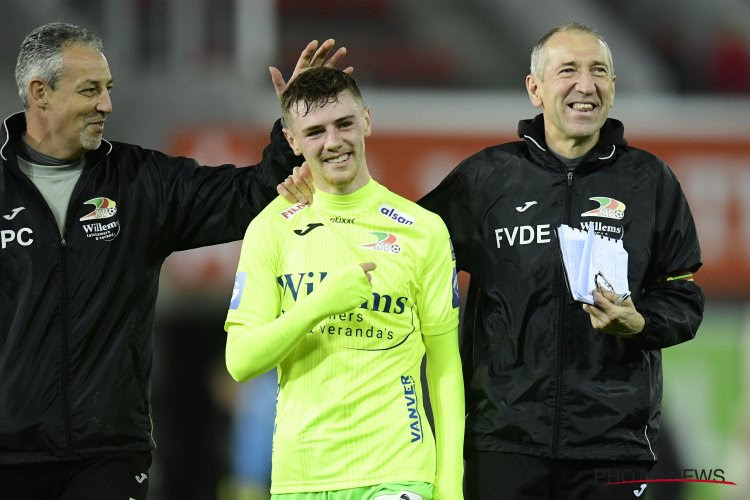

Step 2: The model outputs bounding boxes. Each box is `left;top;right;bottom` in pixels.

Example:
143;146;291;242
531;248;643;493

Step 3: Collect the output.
424;329;465;500
418;215;464;499
225;214;373;382
416;218;459;337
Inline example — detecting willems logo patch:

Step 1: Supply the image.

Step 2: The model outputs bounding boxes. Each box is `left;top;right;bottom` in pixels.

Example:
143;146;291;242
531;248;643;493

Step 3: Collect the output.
80;197;117;221
79;197;120;241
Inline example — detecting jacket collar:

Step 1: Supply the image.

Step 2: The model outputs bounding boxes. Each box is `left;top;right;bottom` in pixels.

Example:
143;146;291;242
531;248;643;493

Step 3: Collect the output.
1;111;113;163
517;113;627;168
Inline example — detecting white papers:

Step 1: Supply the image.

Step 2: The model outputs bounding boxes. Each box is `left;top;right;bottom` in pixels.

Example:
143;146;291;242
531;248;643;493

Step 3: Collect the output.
557;224;629;305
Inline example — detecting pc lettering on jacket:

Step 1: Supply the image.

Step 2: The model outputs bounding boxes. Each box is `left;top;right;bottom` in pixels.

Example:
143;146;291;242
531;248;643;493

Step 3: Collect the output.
494;224;551;248
0;228;33;249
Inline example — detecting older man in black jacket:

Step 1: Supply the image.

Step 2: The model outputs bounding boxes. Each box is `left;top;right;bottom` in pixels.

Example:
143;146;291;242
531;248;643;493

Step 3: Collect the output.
420;22;703;500
0;22;341;499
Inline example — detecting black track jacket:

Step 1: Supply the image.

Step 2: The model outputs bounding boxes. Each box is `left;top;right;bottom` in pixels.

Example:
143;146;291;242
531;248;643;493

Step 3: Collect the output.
0;112;300;463
419;115;704;461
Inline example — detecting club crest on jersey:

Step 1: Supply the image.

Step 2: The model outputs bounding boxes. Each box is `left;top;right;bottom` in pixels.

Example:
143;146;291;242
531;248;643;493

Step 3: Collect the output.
379;204;415;226
361;232;401;253
280;203;307;219
79;197;117;221
581;197;626;220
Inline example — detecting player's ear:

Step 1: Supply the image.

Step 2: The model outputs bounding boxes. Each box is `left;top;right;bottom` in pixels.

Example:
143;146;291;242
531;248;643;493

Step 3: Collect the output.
363;106;372;137
282;127;302;156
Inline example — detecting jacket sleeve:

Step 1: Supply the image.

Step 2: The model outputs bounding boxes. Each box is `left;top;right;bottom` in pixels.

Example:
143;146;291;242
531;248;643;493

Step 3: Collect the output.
418;157;481;275
633;162;705;350
150;119;303;254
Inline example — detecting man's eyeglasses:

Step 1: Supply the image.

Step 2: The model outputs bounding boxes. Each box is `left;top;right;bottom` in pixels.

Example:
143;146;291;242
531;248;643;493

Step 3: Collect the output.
595;271;630;305
594;271;615;294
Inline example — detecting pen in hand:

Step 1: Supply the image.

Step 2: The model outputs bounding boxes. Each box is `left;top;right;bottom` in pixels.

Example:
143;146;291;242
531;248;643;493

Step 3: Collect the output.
613;292;631;305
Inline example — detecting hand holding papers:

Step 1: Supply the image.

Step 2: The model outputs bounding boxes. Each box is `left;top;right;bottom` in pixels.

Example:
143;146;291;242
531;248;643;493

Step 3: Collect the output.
557;224;630;305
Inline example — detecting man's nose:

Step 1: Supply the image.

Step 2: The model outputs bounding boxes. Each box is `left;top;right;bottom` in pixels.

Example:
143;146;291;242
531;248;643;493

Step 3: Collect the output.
97;89;112;114
575;71;596;94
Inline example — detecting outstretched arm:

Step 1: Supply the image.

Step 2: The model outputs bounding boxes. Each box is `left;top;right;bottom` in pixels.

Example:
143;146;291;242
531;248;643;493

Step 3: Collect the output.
424;329;464;500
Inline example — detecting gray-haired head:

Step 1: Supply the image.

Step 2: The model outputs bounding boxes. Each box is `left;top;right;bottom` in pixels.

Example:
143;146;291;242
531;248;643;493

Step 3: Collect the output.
15;22;103;108
529;22;613;80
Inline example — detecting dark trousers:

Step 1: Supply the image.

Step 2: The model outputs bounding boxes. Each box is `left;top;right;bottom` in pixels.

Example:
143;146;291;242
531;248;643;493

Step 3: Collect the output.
465;451;655;500
0;451;152;500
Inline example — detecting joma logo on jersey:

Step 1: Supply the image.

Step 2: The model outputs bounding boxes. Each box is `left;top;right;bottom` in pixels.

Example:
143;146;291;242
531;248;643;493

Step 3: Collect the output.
401;375;423;442
379;204;415;225
1;228;33;249
494;224;552;248
581;197;626;220
277;271;408;313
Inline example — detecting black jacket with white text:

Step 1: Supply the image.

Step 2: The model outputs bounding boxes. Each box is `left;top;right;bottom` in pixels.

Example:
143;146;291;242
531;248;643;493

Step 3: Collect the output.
419;115;704;461
0;112;300;463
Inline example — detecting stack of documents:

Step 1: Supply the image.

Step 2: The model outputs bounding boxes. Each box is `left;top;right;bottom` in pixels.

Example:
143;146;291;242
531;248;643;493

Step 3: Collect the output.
556;224;630;305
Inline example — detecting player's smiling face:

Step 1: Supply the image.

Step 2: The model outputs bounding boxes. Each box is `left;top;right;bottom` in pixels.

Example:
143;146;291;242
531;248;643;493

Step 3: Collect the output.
526;30;616;157
284;90;372;195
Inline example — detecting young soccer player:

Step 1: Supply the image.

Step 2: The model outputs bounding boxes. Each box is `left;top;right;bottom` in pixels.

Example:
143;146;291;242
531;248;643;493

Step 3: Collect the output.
224;67;464;500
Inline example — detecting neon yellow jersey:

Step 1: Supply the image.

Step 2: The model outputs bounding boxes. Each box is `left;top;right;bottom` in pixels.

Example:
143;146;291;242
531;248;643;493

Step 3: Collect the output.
225;180;459;493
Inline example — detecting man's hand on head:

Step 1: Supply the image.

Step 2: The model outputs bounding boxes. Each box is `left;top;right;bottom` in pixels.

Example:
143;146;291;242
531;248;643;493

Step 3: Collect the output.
270;39;354;100
277;162;315;205
582;289;645;338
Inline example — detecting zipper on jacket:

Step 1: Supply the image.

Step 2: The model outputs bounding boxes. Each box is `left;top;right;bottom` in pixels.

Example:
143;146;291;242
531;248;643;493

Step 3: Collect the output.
552;169;575;456
59;237;74;456
56;157;104;457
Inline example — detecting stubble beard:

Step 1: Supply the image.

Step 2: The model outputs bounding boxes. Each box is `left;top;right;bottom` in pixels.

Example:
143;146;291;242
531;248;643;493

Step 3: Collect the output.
323;166;358;190
80;130;103;151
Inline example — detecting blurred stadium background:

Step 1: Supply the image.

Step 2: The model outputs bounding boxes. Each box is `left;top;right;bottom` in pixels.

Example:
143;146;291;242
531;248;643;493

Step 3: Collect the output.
1;1;748;499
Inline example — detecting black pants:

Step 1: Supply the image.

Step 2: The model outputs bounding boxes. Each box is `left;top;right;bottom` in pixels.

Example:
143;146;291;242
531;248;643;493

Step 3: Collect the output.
0;451;152;500
465;451;654;500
